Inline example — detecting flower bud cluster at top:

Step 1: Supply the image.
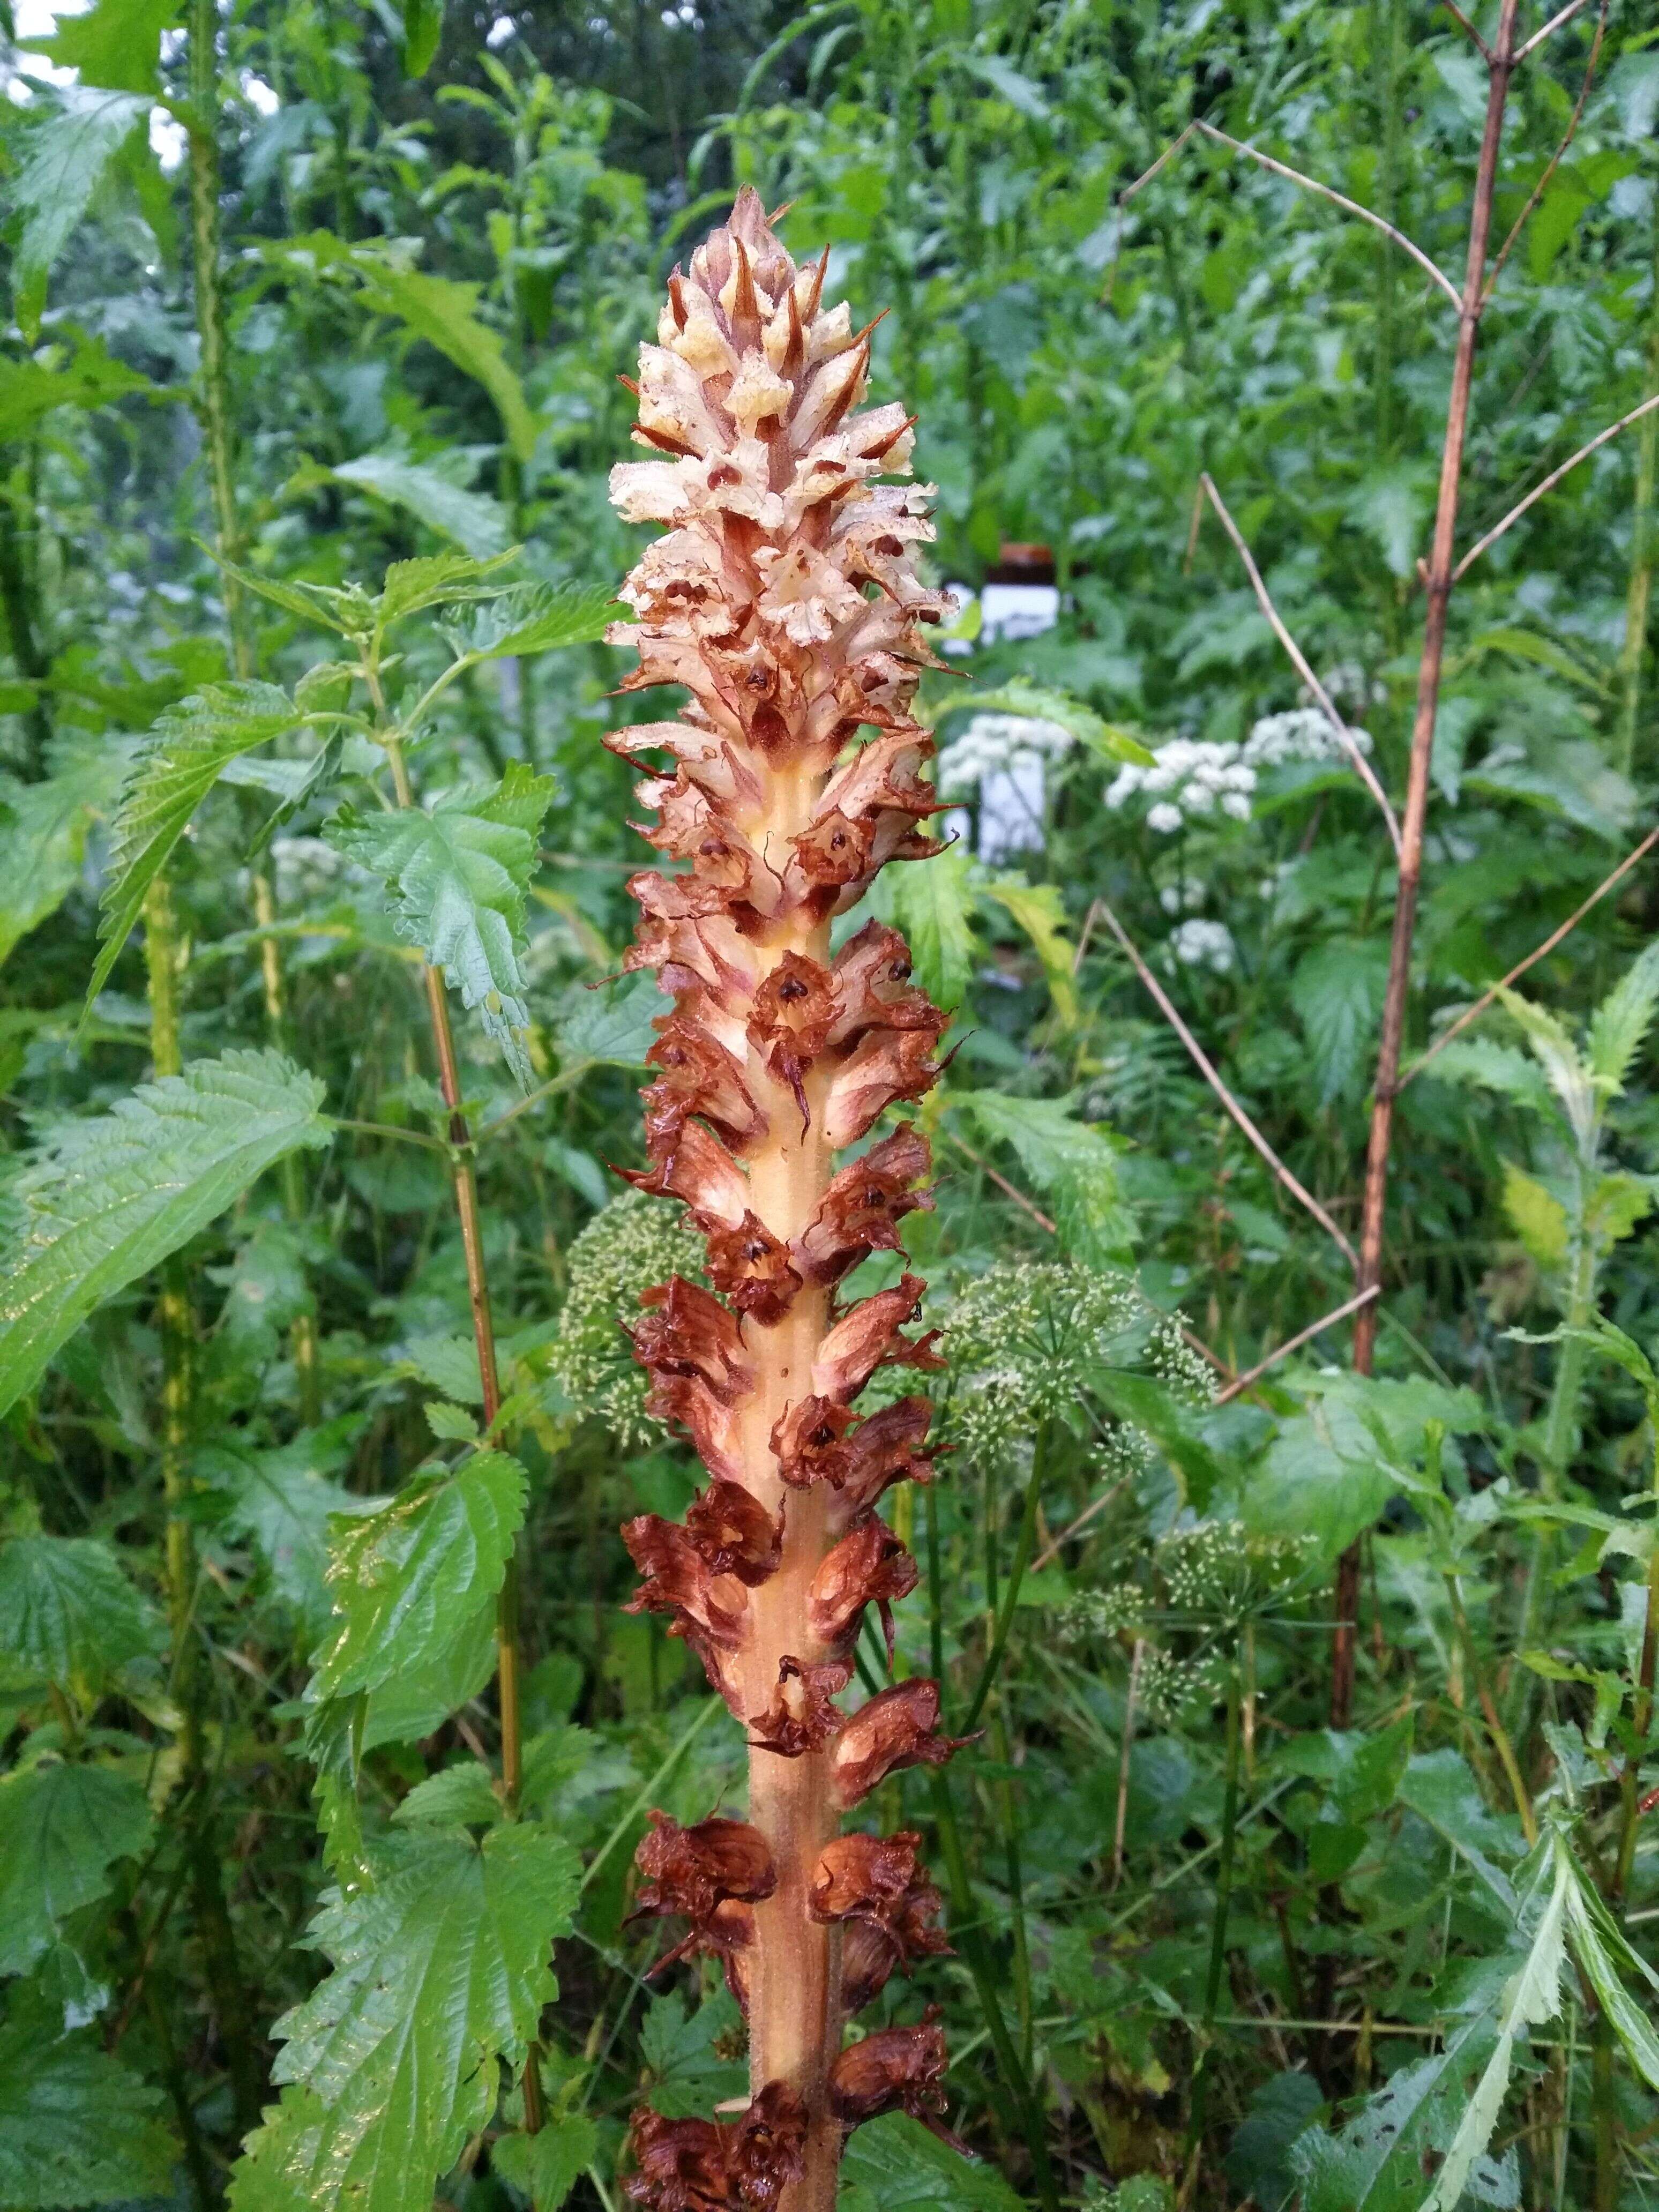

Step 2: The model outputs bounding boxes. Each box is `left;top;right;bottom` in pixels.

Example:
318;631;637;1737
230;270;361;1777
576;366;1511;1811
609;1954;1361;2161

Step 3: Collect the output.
602;189;966;2212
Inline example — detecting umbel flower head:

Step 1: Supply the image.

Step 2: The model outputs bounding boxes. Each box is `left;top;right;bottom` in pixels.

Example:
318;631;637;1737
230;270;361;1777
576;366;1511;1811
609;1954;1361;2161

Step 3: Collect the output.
606;189;961;2212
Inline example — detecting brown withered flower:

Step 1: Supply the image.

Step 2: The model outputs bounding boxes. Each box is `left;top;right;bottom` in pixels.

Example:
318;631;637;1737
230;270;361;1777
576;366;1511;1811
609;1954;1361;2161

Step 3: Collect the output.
828;2018;954;2142
631;1810;776;2009
610;188;965;2206
809;1832;948;2012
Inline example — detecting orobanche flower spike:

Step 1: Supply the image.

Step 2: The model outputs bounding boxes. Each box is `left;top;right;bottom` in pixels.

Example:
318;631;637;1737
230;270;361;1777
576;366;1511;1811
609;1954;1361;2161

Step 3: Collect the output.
607;188;962;2211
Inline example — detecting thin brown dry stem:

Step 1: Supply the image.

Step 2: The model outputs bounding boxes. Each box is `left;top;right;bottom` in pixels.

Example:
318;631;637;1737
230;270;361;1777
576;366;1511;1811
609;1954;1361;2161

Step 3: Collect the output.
939;1128;1057;1232
1402;825;1659;1087
1439;0;1491;58
1093;899;1358;1266
1482;0;1606;304
1213;1286;1380;1407
1515;0;1595;61
1452;391;1659;582
1198;473;1403;854
1116;119;1463;311
1340;0;1523;1727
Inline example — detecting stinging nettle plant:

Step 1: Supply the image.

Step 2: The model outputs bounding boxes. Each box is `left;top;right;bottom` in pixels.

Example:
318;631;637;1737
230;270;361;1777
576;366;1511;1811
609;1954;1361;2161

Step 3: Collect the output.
603;189;965;2211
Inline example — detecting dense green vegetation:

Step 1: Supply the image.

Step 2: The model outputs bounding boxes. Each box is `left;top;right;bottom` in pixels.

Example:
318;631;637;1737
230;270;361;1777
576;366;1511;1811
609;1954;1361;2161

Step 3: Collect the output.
4;2;1659;2209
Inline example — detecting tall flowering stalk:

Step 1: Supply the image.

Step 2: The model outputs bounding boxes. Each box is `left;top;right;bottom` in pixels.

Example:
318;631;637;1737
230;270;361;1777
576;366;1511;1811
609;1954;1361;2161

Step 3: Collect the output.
607;190;963;2212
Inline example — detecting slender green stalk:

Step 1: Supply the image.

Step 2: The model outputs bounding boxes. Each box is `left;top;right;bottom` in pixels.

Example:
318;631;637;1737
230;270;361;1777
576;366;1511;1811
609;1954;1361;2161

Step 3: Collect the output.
377;713;541;2130
991;1709;1034;2065
1443;1573;1537;1844
961;1425;1047;1734
1184;1665;1243;2170
0;447;51;775
929;1772;1060;2212
1617;193;1659;779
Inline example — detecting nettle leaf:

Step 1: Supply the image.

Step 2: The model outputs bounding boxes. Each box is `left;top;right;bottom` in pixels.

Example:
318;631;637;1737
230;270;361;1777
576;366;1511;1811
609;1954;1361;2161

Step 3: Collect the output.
1424;1038;1551;1115
440;579;618;661
312;1449;528;1700
0;1536;161;1702
0;733;134;969
1587;939;1659;1093
240;1825;579;2212
554;971;664;1067
490;2113;597;2211
0;1763;154;1976
0;1996;178;2209
1289;938;1389;1105
952;1089;1135;1265
200;1421;383;1640
214;556;377;639
869;842;976;1010
0;332;156;443
390;1761;502;1829
840;2113;1026;2210
329;453;508;561
327;765;556;1087
955;679;1152;767
21;0;173;92
375;548;521;629
10;89;150;335
0;1051;331;1416
87;683;306;1010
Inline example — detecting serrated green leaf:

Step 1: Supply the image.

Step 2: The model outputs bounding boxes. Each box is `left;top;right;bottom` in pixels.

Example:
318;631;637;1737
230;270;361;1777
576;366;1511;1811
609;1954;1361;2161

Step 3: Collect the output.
403;1332;487;1405
490;2113;597;2211
0;1051;332;1415
1587;939;1659;1092
312;1450;527;1700
0;1998;177;2209
0;1764;154;1976
328;453;507;559
956;679;1151;766
1423;1038;1551;1115
0;734;133;968
375;548;522;627
327;764;555;1087
242;1825;579;2212
425;1400;480;1441
1289;938;1389;1105
0;1536;162;1702
840;2113;1026;2209
951;1089;1134;1264
0;332;155;442
553;970;664;1066
1500;1162;1570;1270
201;1422;383;1640
869;842;976;1010
212;555;376;639
350;259;536;462
390;1761;502;1829
442;580;618;661
975;870;1079;1025
10;89;149;337
86;683;305;1010
21;0;173;92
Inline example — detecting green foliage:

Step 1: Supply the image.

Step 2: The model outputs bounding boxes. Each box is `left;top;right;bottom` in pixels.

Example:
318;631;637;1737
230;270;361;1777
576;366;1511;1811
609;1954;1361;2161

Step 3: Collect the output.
0;734;132;967
0;1052;331;1414
0;1537;162;1703
327;765;556;1086
0;1762;153;1977
0;1999;178;2209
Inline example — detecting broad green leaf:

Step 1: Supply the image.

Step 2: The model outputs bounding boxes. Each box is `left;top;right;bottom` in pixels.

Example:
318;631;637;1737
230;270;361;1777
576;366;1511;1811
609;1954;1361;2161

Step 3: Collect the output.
21;0;173;92
976;871;1079;1025
1423;1038;1550;1115
1395;1749;1521;1910
201;1422;383;1640
0;332;155;442
10;89;149;335
1467;742;1635;843
352;259;536;462
1346;466;1428;580
425;1401;479;1441
1500;1162;1570;1271
375;548;522;627
952;1089;1134;1264
554;971;663;1066
1587;939;1659;1092
0;1536;162;1701
245;1825;579;2212
442;580;619;661
312;1450;527;1700
0;1763;154;1976
0;734;133;968
490;2114;597;2211
212;556;376;639
330;454;508;560
869;842;976;1010
401;0;445;76
390;1761;502;1829
639;1987;747;2118
0;1999;177;2208
0;1051;332;1415
1294;2018;1512;2212
840;2113;1026;2210
1224;2069;1324;2212
87;683;305;1010
327;764;556;1086
1289;939;1388;1105
403;1332;487;1406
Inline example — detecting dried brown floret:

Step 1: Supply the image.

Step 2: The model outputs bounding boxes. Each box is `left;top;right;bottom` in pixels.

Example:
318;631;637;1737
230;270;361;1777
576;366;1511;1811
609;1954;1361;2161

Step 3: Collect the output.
829;2017;954;2142
831;1679;973;1805
703;1212;803;1325
685;1479;784;1586
812;1274;944;1404
807;1519;918;1660
748;1655;851;1758
792;1126;932;1286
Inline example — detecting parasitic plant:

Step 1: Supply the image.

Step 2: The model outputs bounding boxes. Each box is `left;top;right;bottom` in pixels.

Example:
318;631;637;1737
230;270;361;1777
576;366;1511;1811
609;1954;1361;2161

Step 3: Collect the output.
606;189;964;2211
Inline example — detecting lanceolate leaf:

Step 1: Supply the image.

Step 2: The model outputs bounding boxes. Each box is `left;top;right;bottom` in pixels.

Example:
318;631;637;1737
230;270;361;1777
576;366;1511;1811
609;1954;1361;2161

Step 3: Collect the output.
350;258;536;462
86;683;306;1011
0;1999;178;2209
0;1536;162;1702
0;733;134;968
0;333;156;443
0;1051;332;1415
0;1762;154;1976
237;1825;579;2212
10;89;150;335
440;580;619;662
330;453;509;560
311;1450;528;1700
400;0;445;77
327;764;556;1086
